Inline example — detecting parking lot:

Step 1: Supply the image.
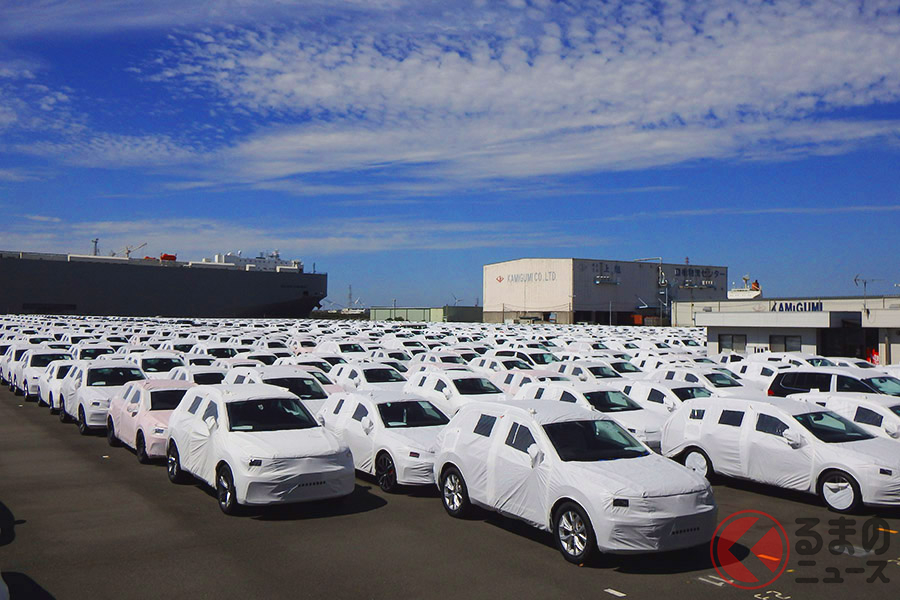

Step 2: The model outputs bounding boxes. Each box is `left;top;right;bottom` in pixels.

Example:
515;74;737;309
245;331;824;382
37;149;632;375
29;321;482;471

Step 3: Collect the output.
2;386;900;600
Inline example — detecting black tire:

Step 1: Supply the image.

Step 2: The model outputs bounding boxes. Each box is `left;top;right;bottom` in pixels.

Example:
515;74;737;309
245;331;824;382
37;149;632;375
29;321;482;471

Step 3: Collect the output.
136;432;150;464
440;466;471;518
13;381;22;396
166;443;189;484
107;419;120;447
375;452;399;493
216;465;241;516
553;501;597;565
59;398;70;423
681;447;715;482
77;406;90;435
49;395;59;414
818;470;862;513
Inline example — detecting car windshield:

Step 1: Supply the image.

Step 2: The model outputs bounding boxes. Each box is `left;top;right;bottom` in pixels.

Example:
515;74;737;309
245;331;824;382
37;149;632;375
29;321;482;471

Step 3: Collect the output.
529;353;557;365
705;372;741;387
612;362;641;373
300;361;333;372
363;368;406;383
150;389;188;410
87;367;145;386
453;378;502;395
173;344;194;352
304;371;332;386
248;355;277;365
543;420;649;461
440;356;466;364
714;367;740;379
142;358;184;372
324;356;347;366
377;400;449;428
863;376;900;397
227;397;317;432
807;358;835;367
587;366;621;378
891;405;900;418
384;361;408;373
81;348;112;359
263;377;327;399
794;411;874;443
339;344;365;353
193;372;225;384
388;352;410;361
207;347;237;358
502;359;531;370
31;354;71;368
672;386;713;400
582;391;642;412
189;358;214;366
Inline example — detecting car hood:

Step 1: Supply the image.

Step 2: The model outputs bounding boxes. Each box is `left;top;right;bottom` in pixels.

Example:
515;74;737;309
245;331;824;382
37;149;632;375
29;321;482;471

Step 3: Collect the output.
228;427;346;459
380;426;444;452
80;386;124;400
566;453;709;498
600;410;665;433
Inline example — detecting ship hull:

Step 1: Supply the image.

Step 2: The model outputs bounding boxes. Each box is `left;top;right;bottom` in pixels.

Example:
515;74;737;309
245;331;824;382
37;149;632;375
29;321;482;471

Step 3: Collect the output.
0;253;327;318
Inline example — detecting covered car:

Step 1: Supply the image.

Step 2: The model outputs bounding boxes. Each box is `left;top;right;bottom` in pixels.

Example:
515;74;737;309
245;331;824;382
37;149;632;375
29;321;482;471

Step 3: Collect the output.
107;379;196;462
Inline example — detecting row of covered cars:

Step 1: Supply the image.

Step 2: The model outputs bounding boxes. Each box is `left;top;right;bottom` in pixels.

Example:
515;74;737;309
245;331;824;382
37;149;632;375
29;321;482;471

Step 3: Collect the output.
2;315;900;564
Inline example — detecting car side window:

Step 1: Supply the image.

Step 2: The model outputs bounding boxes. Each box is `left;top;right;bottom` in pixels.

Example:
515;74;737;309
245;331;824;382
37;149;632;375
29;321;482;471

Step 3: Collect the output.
756;414;788;437
647;389;666;404
473;414;496;437
201;400;218;422
351;403;368;422
837;376;871;393
534;387;544;399
572;367;582;376
719;410;744;427
761;368;773;377
685;374;699;383
664;371;675;380
623;385;632;395
855;407;883;427
333;398;345;414
187;395;204;414
505;422;536;453
435;380;447;392
560;391;577;403
504;374;514;384
234;375;245;384
689;408;705;420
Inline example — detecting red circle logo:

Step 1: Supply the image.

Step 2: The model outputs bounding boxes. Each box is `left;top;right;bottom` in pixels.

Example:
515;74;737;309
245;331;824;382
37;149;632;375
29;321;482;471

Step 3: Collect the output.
710;510;790;590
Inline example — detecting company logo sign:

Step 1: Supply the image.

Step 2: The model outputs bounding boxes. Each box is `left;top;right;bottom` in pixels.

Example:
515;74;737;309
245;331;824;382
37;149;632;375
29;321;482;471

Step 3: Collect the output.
711;510;790;590
771;301;824;312
496;276;504;283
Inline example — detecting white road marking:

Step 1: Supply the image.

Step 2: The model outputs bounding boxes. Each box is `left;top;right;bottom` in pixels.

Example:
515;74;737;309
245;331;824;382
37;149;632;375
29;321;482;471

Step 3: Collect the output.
604;589;627;597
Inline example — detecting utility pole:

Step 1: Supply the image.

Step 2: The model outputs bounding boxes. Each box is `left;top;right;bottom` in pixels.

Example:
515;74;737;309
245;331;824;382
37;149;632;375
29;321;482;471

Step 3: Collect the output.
91;238;99;256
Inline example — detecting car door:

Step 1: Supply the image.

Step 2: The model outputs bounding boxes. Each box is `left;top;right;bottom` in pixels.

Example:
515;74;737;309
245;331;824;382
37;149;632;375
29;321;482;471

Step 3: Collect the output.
184;396;218;484
487;418;549;527
119;387;141;446
345;401;376;472
745;411;813;491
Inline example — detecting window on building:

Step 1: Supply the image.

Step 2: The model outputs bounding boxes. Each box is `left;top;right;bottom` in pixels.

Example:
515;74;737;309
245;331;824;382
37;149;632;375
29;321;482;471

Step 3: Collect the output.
719;334;747;353
770;335;802;353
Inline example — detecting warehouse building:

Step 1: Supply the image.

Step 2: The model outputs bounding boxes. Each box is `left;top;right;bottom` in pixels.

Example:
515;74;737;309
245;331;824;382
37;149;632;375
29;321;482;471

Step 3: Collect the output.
672;295;900;365
369;305;483;323
483;258;728;325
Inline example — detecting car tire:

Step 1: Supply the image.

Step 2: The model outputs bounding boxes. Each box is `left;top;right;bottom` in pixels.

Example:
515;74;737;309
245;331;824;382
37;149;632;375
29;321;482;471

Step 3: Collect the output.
818;470;862;513
77;406;90;435
166;443;189;484
440;466;471;518
107;419;120;447
136;432;150;464
49;395;58;414
216;465;241;516
682;447;715;481
59;398;70;423
375;452;399;494
553;501;597;565
13;381;22;396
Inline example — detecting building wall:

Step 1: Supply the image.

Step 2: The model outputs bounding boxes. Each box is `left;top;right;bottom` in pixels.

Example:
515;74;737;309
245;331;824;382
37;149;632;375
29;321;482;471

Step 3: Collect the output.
483;258;574;314
706;326;819;355
369;306;482;323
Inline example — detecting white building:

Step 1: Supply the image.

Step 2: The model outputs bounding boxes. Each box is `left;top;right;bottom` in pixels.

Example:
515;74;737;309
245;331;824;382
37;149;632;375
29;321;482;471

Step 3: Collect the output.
483;258;728;325
672;295;900;365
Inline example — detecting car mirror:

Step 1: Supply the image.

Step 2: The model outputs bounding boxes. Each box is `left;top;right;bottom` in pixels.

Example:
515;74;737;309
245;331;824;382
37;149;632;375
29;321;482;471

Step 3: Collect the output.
527;444;544;468
316;414;325;426
666;402;676;413
783;429;803;449
204;416;218;430
361;416;374;434
442;387;451;398
885;422;900;439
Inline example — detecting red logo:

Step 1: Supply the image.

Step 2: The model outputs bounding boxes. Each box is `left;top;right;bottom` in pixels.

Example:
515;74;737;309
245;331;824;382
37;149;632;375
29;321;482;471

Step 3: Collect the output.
710;510;790;590
496;276;504;283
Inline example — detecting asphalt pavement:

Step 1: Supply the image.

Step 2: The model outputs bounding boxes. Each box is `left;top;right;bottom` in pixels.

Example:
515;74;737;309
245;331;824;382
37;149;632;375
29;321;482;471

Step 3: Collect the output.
2;385;900;599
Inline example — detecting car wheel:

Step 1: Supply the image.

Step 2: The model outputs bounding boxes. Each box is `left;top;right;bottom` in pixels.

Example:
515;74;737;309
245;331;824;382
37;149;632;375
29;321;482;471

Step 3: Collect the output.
59;398;70;423
166;443;188;484
216;465;241;516
136;432;150;464
13;380;22;396
107;419;120;447
818;470;862;513
554;501;597;565
375;452;399;493
49;395;58;414
682;448;714;481
440;466;471;518
77;407;90;435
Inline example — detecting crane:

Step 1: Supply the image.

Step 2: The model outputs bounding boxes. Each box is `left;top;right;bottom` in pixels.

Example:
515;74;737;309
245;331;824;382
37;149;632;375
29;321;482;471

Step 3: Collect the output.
111;242;147;259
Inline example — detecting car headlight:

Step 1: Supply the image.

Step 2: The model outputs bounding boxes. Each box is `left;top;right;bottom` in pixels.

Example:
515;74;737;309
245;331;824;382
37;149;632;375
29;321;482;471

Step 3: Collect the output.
153;426;167;435
248;458;264;467
91;401;102;407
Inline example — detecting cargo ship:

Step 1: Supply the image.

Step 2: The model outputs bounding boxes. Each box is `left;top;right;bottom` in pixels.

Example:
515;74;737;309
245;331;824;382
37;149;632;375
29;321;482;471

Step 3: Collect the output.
0;250;327;318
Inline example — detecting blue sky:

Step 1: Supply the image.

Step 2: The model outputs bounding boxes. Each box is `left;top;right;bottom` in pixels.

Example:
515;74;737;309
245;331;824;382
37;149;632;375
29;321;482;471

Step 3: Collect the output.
2;0;900;307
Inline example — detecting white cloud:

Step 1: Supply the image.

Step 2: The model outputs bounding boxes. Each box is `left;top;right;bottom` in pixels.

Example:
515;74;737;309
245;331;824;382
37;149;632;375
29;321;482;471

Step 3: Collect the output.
601;204;900;222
